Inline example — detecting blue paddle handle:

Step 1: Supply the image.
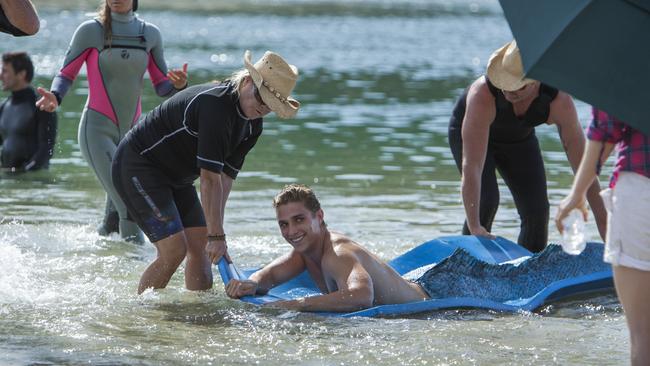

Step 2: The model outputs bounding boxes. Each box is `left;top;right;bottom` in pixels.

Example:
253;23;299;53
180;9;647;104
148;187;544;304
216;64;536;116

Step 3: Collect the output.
217;257;235;284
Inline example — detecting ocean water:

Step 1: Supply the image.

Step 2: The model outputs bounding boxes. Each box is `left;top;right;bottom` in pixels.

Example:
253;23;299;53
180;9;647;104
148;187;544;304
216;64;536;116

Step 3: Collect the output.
0;0;626;364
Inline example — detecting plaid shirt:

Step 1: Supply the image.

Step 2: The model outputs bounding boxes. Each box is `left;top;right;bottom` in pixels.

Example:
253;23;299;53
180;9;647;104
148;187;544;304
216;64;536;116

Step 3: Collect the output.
586;108;650;188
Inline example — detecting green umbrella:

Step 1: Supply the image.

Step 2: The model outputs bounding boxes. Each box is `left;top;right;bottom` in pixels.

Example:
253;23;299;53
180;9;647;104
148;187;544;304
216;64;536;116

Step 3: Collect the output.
499;0;650;135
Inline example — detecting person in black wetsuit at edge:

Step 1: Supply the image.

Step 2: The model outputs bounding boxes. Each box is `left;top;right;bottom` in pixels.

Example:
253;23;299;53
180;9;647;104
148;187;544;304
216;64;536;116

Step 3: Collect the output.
448;40;607;253
0;52;56;173
0;0;39;36
112;50;300;293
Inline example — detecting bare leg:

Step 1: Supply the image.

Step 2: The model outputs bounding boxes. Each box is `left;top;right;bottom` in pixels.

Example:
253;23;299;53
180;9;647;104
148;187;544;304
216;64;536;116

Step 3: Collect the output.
183;226;213;291
138;231;187;294
613;265;650;366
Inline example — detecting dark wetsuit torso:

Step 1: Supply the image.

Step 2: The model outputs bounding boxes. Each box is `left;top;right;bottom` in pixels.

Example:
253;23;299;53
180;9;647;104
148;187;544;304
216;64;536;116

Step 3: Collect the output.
448;77;559;253
0;6;27;36
0;87;57;171
112;82;262;242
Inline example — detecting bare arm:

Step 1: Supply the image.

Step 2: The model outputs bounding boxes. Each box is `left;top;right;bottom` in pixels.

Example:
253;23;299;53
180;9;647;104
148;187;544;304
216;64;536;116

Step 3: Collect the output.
550;93;607;240
219;173;233;226
200;168;232;264
555;139;615;234
0;0;39;35
461;78;496;238
272;252;374;312
225;251;306;298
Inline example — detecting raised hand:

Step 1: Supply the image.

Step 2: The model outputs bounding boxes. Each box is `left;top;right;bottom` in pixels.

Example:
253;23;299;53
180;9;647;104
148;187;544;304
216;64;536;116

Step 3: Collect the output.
35;87;58;112
167;63;188;90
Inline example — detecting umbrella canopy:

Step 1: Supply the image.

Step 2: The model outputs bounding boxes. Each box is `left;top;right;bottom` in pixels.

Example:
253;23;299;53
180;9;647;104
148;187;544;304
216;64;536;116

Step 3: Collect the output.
499;0;650;135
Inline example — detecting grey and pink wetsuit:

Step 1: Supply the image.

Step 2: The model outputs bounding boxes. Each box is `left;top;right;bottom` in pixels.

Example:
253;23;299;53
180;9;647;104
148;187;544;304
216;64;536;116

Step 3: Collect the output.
51;11;180;241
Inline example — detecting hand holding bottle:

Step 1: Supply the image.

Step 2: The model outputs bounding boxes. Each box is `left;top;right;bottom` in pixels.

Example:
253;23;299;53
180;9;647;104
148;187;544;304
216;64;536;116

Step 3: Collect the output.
555;194;589;255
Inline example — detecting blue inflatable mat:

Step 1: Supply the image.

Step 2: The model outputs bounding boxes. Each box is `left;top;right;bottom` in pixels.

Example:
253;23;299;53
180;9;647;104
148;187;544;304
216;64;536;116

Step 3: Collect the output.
218;236;614;318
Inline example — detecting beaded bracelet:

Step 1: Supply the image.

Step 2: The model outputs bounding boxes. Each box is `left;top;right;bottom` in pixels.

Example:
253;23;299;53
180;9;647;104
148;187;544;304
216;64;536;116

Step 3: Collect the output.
207;234;226;242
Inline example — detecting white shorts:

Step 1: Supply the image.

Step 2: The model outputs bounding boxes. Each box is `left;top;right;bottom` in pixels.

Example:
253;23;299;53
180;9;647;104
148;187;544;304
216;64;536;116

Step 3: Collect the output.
601;172;650;271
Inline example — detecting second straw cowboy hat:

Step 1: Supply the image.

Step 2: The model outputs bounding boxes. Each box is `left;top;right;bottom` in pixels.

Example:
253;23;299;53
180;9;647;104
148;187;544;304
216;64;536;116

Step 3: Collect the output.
486;40;535;91
244;50;300;119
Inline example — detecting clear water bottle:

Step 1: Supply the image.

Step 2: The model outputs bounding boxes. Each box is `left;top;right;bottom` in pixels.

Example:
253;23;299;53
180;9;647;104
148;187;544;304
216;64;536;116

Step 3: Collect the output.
561;209;586;255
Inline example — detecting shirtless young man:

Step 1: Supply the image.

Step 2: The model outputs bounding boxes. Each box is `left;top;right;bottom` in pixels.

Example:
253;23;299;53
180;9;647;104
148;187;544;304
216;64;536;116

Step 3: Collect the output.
225;184;430;312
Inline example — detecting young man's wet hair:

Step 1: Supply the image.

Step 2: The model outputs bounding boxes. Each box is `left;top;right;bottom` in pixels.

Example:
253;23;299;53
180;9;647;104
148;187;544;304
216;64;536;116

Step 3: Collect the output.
273;184;321;214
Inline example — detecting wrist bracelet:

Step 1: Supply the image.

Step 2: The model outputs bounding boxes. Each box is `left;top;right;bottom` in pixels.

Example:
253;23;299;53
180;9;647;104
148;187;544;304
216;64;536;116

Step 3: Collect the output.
207;234;226;242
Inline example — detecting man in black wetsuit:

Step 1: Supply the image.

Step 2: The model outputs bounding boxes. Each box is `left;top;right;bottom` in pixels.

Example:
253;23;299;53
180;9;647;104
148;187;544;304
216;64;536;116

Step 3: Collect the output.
0;0;39;36
448;41;607;253
0;52;57;172
112;50;300;294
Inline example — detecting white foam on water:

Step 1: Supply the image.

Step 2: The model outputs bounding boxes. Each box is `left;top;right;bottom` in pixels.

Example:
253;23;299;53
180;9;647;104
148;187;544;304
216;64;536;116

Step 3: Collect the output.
0;221;137;308
0;225;61;305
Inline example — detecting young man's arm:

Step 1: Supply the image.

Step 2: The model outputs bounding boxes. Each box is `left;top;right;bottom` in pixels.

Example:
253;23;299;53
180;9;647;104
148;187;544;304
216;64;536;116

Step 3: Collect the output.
550;92;607;241
271;251;375;312
225;251;306;298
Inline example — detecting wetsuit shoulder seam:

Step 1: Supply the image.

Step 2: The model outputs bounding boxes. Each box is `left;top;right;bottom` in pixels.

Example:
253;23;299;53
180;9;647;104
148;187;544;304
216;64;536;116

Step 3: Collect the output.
181;85;231;136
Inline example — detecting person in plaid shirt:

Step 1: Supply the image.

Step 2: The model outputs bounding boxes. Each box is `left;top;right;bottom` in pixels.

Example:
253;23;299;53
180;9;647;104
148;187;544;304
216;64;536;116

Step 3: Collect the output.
556;107;650;365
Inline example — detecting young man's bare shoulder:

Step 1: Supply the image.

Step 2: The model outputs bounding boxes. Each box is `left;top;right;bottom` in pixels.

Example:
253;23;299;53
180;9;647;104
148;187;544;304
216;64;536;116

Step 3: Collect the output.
329;231;362;252
326;232;378;268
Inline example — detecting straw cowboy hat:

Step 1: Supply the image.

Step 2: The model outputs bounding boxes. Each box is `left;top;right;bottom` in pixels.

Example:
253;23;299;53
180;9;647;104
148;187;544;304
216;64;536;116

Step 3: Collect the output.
486;40;536;91
244;50;300;119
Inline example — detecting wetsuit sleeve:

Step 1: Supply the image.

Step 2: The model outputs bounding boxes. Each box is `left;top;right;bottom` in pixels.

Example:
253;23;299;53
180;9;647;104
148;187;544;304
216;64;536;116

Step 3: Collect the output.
51;20;99;105
223;126;262;180
145;23;177;97
25;108;57;171
194;96;233;174
0;5;28;36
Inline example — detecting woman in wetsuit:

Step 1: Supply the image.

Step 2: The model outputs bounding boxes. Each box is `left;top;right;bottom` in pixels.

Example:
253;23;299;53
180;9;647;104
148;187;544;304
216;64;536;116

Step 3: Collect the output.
112;51;299;293
448;40;607;253
36;0;187;241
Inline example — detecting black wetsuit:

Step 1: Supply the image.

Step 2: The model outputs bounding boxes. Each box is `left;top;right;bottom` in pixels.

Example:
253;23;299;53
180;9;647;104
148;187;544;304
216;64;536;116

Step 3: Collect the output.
448;78;558;253
0;87;57;171
112;82;262;242
0;5;27;36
